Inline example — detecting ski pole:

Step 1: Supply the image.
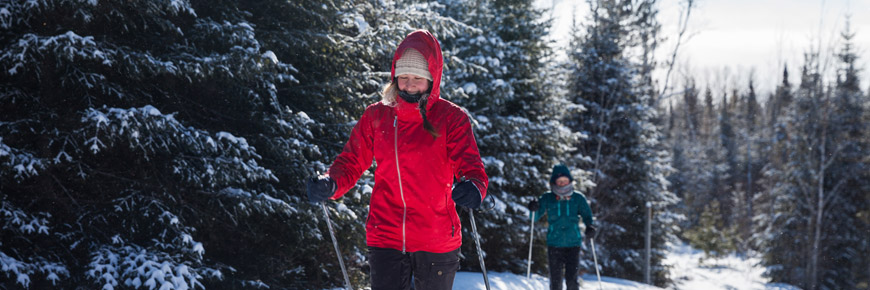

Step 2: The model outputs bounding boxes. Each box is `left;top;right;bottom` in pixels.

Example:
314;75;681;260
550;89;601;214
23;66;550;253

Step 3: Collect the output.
321;202;353;290
467;208;491;290
590;238;603;290
526;211;535;279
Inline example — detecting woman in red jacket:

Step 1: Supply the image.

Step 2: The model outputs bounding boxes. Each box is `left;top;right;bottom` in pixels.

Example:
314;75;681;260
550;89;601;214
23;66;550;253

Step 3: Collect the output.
307;30;489;290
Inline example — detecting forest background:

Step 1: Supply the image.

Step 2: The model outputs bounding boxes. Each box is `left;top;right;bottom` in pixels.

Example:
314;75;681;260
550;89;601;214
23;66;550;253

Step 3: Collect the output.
1;0;868;289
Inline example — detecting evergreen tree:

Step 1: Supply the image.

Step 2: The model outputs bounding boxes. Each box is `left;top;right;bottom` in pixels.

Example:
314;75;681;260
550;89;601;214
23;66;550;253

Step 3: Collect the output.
434;0;584;274
756;25;867;286
667;81;716;233
753;67;793;256
0;0;326;288
756;52;823;289
566;0;678;285
819;19;867;290
717;92;738;227
684;200;737;264
735;79;764;247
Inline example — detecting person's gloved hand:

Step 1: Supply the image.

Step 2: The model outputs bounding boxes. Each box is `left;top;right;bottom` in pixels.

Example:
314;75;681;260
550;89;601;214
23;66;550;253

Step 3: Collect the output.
306;175;336;203
452;180;481;209
528;200;539;212
585;225;596;237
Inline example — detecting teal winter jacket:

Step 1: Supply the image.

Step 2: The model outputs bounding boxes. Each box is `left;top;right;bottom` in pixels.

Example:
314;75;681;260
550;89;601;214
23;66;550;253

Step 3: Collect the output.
532;191;594;247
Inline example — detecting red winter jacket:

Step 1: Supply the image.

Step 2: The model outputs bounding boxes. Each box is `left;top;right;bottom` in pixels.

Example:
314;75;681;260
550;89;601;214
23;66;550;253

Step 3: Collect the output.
326;30;488;253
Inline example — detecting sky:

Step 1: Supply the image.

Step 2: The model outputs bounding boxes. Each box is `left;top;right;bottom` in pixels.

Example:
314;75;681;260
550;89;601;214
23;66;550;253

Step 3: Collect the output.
537;0;870;98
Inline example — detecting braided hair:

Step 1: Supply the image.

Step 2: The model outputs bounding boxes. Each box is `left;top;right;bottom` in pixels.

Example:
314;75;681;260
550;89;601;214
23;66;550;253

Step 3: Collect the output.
417;92;439;138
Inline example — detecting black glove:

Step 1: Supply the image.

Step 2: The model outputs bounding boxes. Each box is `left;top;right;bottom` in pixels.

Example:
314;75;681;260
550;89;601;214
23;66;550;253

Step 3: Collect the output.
528;200;539;212
306;175;336;203
452;180;481;209
585;225;596;237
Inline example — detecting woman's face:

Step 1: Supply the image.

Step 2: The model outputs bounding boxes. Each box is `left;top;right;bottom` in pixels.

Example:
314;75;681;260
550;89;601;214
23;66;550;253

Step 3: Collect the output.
555;176;571;187
397;74;430;94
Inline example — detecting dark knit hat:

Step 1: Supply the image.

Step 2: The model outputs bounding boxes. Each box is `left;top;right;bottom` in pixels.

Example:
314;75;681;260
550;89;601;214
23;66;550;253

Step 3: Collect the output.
549;164;573;184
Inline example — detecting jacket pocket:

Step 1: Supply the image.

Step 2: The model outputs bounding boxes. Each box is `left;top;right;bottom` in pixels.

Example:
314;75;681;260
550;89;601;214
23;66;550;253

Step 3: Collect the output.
448;193;458;237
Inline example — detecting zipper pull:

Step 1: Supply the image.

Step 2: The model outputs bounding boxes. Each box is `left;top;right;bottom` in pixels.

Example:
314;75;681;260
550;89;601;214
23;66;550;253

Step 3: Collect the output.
394;116;397;127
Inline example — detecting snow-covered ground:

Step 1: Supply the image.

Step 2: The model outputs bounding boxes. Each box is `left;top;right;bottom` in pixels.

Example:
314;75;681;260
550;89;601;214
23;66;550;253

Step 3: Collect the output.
453;271;659;290
664;243;800;290
328;242;801;290
453;242;802;290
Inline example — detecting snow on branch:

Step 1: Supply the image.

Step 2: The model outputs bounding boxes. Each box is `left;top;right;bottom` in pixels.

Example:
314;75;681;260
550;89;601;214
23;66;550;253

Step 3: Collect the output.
108;192;207;262
215;187;298;216
192;19;259;50
82;105;276;187
1;201;51;235
0;0;195;30
0;203;66;287
0;137;45;180
87;245;214;290
0;251;70;288
0;32;111;76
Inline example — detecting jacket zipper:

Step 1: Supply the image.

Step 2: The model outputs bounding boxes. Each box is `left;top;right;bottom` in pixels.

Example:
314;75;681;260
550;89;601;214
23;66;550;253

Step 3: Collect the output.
394;116;407;253
450;192;456;237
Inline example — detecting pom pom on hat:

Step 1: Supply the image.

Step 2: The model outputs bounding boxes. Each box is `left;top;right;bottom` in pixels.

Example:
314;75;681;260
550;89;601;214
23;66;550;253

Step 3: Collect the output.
395;48;432;81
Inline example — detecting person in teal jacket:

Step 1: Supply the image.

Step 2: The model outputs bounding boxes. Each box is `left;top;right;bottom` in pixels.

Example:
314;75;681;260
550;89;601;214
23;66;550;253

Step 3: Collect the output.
529;164;595;290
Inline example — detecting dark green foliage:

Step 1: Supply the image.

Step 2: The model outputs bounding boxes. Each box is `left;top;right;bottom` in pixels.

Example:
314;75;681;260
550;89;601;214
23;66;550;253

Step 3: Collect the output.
565;0;677;286
0;0;353;288
684;200;737;263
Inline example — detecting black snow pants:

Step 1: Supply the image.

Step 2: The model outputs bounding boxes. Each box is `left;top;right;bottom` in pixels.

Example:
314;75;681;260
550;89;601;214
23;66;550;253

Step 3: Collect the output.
548;246;581;290
368;246;460;290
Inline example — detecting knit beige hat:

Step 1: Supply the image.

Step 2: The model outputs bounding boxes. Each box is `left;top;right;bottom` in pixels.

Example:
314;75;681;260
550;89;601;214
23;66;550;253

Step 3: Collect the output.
395;48;432;81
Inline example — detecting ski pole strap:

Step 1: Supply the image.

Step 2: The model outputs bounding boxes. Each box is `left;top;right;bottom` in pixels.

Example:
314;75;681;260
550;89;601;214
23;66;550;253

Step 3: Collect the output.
321;202;353;290
467;208;490;290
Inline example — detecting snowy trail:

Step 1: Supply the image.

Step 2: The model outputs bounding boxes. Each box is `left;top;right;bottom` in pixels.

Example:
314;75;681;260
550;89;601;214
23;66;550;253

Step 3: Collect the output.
328;243;800;290
452;242;801;290
453;272;662;290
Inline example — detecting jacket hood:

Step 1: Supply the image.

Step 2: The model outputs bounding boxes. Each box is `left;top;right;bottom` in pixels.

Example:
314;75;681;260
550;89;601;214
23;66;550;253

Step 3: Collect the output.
550;164;573;184
390;30;443;111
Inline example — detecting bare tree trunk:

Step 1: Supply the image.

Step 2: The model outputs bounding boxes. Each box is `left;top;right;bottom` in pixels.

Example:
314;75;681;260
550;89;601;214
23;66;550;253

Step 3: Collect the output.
810;132;825;290
810;149;823;290
809;90;832;290
657;0;694;105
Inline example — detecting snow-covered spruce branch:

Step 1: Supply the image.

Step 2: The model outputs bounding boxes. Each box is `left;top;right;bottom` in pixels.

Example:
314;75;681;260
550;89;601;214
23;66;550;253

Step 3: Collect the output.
1;32;108;76
0;0;196;30
109;191;203;252
81;105;277;186
207;187;299;216
87;244;218;290
1;201;50;236
0;137;45;180
1;31;292;94
0;202;69;288
0;251;70;288
192;19;259;50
